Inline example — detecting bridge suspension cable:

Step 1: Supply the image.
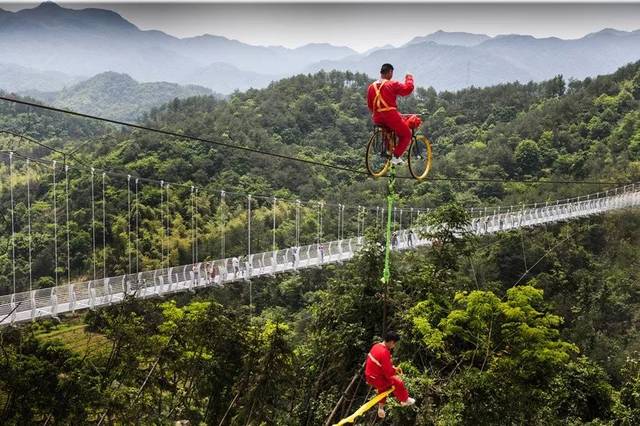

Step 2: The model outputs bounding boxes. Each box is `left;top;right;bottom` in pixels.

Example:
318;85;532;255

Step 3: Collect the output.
127;175;132;275
220;190;226;259
136;178;140;274
9;152;16;294
102;173;107;279
65;164;71;284
52;160;59;288
3;149;636;309
161;181;165;269
26;159;33;293
91;168;97;280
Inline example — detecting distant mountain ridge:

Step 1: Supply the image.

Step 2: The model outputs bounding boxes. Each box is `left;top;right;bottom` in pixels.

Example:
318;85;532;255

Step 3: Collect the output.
0;2;356;93
22;72;215;121
0;63;83;92
406;30;491;47
1;2;640;93
182;63;279;94
307;28;640;91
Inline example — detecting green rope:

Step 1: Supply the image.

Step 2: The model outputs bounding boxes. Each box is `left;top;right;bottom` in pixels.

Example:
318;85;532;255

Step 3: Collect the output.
381;165;396;285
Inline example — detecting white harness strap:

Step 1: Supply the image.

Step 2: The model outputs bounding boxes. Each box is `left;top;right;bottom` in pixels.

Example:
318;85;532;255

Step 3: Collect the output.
368;352;382;367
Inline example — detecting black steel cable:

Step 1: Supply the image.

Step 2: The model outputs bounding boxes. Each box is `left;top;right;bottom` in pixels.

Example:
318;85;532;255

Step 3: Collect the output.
0;95;632;186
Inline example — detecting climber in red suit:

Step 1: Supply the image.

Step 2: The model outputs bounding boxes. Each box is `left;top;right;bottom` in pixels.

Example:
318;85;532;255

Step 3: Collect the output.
367;63;415;165
364;331;415;418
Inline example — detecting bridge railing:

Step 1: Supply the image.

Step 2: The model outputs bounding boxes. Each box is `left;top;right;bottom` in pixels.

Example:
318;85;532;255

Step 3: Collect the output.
2;185;639;326
0;236;367;325
470;186;640;234
467;183;639;220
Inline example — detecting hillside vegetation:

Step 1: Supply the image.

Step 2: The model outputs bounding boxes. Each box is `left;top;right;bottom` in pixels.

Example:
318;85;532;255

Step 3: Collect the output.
22;71;215;122
0;63;640;424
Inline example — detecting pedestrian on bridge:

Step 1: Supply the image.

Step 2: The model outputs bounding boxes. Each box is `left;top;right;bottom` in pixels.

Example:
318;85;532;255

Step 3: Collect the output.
232;256;240;278
293;246;300;268
407;230;415;248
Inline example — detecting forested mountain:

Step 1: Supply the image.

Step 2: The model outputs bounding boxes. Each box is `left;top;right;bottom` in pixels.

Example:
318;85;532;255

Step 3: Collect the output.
0;90;108;141
22;71;215;121
129;62;640;205
1;63;640;424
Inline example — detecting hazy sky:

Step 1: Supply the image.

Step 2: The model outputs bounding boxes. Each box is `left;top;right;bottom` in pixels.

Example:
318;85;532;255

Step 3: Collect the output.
3;1;640;51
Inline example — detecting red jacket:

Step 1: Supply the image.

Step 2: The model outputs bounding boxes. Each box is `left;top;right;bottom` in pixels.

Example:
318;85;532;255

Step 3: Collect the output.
367;75;414;114
365;342;396;381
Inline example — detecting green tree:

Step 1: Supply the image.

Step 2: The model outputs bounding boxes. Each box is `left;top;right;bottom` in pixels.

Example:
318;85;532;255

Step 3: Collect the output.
514;139;542;175
408;286;615;424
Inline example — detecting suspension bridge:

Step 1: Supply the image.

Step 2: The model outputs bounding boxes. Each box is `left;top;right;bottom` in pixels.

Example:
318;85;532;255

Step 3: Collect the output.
1;145;638;325
0;97;639;327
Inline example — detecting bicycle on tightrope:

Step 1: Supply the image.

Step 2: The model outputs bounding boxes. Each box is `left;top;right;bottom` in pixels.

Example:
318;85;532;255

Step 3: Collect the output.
365;115;433;180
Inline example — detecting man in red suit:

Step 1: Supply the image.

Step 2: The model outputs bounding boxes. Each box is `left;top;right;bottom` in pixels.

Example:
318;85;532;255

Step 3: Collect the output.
367;63;415;165
364;331;415;418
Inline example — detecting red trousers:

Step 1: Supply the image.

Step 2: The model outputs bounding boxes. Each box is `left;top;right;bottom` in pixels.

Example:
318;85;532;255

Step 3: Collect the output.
373;110;412;158
365;374;409;404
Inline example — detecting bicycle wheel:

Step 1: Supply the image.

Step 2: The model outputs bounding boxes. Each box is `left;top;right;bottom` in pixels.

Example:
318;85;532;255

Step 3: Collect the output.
407;135;433;180
366;128;391;178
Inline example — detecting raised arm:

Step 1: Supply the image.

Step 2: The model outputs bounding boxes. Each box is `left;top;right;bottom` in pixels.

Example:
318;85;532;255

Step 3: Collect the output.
395;74;414;97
